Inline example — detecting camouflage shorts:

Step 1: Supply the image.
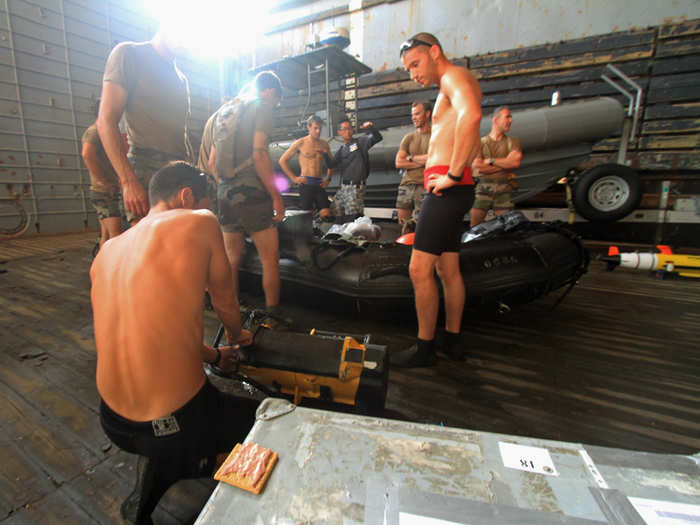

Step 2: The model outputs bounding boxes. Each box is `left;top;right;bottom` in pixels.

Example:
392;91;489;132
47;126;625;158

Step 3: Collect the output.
330;183;365;217
395;183;425;214
473;181;515;211
217;173;274;234
90;189;121;220
125;148;181;223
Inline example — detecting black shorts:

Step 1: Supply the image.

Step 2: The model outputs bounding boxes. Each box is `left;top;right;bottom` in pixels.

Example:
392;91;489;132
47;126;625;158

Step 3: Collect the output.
414;185;474;255
299;184;330;211
100;380;258;478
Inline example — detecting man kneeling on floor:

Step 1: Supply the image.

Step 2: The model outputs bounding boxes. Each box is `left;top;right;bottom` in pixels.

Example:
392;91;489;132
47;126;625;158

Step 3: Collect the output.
90;161;256;524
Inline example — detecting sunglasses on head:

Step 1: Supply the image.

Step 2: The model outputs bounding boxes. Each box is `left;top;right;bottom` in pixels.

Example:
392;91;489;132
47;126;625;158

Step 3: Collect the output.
399;38;433;57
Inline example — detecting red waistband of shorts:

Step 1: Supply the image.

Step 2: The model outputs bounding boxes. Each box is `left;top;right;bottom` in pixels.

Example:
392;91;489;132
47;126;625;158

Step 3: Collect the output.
424;165;474;188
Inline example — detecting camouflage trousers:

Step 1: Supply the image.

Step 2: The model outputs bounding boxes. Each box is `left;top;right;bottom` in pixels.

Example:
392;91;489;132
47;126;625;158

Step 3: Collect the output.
330;183;365;218
473;180;515;212
125;147;181;223
395;183;425;217
217;172;274;234
90;188;121;220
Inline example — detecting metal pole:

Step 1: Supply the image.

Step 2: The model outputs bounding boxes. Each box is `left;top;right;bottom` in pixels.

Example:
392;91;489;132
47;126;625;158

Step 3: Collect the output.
325;56;330;138
59;0;90;230
617;118;632;165
4;0;39;234
655;180;670;245
605;64;642;143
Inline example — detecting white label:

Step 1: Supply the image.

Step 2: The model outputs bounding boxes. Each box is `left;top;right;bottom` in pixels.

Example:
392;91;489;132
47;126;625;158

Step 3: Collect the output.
498;442;559;476
628;497;700;525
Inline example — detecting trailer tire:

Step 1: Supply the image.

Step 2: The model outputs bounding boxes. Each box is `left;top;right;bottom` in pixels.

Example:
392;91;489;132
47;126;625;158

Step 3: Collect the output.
573;164;642;222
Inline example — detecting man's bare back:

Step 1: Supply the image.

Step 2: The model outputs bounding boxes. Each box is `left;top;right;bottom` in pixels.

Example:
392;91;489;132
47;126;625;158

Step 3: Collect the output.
91;208;235;421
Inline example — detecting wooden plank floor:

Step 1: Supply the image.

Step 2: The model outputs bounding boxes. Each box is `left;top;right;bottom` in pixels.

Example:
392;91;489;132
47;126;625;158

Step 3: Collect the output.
1;232;699;523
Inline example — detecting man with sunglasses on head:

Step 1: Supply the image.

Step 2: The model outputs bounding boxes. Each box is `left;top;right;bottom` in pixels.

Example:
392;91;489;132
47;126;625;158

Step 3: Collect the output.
91;161;256;523
393;33;482;367
322;118;382;223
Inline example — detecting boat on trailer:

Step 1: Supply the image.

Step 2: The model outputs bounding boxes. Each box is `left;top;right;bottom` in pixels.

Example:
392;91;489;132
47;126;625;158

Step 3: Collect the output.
271;96;643;223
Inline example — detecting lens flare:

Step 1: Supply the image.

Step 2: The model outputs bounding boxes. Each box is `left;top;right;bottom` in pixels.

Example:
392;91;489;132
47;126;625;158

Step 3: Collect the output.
274;173;290;193
143;0;276;59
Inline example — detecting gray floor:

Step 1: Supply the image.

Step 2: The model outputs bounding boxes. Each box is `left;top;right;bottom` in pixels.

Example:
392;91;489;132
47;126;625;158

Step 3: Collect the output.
1;231;699;523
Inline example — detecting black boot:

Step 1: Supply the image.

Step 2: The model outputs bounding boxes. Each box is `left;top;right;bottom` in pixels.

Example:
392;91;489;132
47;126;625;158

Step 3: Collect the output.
392;338;437;368
439;330;465;361
262;305;294;330
120;456;156;525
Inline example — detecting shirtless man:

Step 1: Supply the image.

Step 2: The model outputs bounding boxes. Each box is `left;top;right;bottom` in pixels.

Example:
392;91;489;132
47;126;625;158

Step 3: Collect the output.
91;161;255;523
470;106;523;226
393;32;482;367
279;115;332;220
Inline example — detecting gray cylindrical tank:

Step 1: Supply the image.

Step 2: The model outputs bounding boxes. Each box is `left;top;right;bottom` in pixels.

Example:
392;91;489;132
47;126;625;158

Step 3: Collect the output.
271;97;625;173
504;96;624;150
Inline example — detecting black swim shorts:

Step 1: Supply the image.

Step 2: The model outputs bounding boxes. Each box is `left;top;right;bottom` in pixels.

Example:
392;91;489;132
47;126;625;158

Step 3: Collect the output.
413;185;474;255
100;380;258;519
299;184;330;211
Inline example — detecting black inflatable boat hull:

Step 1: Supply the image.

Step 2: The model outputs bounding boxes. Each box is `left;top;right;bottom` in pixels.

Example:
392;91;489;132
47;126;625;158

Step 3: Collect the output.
239;214;588;305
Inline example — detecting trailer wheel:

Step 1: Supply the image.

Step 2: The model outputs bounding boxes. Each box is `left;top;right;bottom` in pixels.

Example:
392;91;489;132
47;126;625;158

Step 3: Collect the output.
573;164;642;222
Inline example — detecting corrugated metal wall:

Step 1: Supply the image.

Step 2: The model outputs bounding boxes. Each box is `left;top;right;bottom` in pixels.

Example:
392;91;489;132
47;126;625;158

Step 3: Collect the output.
0;0;220;237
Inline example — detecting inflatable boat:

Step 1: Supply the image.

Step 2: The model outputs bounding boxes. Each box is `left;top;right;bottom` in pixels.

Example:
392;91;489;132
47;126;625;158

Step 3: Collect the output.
238;211;589;307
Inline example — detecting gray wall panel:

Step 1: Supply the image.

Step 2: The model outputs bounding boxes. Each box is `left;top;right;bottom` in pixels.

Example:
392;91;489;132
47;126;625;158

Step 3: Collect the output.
15;49;68;77
15;67;68;92
68;47;107;71
66;32;109;57
0;132;26;149
1;115;22;131
67;79;98;99
0;80;19;99
0;149;25;163
0;97;19;115
67;63;101;85
24;118;75;138
0;44;12;64
26;135;79;154
62;3;105;28
15;100;72;122
19;84;70;107
10;30;66;56
30;151;79;168
7;0;62;30
14;0;61;11
65;15;108;42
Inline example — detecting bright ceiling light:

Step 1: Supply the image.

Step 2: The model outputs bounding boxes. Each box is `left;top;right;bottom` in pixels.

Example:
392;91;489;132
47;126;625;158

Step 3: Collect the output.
143;0;277;59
